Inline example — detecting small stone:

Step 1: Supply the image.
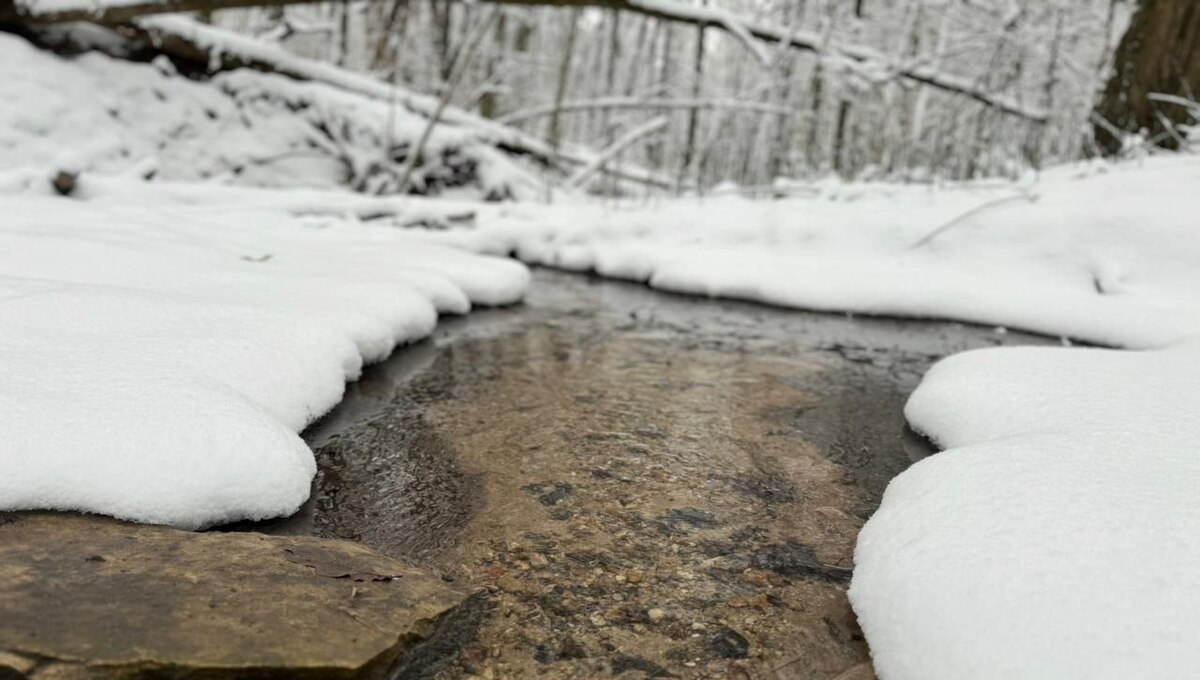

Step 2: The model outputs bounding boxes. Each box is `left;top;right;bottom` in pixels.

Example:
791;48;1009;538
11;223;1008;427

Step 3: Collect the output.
51;170;77;196
741;569;771;587
647;608;667;623
710;626;751;659
626;571;644;584
557;635;588;659
495;575;523;593
727;593;771;610
528;553;549;568
589;612;608;627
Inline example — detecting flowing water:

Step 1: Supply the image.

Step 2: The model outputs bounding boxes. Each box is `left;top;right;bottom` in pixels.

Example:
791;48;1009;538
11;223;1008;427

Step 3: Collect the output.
258;269;1047;679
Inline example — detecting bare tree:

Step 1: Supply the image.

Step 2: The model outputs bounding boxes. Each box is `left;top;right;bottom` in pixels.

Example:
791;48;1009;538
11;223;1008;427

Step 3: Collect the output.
1094;0;1200;153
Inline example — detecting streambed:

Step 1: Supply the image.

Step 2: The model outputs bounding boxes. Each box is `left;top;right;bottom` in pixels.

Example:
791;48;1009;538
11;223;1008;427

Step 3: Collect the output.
269;269;1048;679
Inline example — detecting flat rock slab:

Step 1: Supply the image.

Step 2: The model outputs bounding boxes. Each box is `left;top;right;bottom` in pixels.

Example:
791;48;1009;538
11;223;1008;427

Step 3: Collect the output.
0;513;467;679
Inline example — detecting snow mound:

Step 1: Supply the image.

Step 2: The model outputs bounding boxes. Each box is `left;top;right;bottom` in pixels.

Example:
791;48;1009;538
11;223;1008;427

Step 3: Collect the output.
445;154;1200;348
0;182;528;529
851;341;1200;679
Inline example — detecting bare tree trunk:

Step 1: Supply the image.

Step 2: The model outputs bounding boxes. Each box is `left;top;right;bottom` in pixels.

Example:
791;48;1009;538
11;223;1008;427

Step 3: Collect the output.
1028;8;1064;168
477;11;506;118
335;0;350;66
546;7;581;151
678;19;705;193
647;20;673;168
371;0;410;73
1094;0;1200;153
833;99;851;176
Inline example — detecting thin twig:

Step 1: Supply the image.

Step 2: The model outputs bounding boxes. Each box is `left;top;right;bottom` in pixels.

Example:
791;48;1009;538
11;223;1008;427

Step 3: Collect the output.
910;191;1037;249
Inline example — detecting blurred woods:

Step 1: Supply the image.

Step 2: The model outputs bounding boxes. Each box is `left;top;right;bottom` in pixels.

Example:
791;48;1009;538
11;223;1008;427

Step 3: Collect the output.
208;0;1133;190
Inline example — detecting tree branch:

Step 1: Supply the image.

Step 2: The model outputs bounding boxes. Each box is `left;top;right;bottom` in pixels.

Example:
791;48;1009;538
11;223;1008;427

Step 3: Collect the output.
498;97;798;125
567;116;668;189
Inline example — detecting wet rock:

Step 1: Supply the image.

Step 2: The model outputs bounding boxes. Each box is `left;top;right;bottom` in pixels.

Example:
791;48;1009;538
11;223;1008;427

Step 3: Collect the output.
390;592;492;680
0;513;467;679
710;627;751;659
0;651;35;676
750;540;852;582
520;481;574;506
557;635;589;660
658;507;720;531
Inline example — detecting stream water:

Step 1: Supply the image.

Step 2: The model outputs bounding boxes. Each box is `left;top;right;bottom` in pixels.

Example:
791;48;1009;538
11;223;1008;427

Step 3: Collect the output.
256;269;1047;679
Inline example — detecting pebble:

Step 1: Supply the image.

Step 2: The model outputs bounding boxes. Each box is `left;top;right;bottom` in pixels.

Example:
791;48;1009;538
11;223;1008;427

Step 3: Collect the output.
495;576;523;593
647;608;667;623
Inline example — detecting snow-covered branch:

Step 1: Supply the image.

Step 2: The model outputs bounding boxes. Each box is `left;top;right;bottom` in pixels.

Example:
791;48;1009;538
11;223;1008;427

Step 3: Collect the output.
567;116;667;189
498;97;797;125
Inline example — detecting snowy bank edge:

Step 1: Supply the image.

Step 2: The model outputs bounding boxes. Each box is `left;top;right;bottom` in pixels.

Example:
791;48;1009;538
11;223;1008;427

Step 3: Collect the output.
0;192;531;531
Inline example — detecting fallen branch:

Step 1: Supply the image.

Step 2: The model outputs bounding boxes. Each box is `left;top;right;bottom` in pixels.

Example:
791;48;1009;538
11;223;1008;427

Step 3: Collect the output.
910;190;1038;249
103;17;667;189
498;97;797;125
1147;92;1200;114
568;116;668;189
396;7;499;191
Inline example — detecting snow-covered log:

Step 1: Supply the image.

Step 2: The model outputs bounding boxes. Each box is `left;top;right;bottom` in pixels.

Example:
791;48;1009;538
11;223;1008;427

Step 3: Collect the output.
84;17;669;191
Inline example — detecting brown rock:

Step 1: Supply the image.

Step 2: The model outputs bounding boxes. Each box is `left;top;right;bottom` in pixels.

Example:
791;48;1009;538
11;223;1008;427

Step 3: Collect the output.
0;513;468;679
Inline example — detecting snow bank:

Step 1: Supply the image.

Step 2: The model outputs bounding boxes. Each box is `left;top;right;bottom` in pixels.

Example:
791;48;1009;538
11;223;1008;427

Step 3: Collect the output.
0;31;542;199
0;181;528;529
442;155;1200;349
850;341;1200;679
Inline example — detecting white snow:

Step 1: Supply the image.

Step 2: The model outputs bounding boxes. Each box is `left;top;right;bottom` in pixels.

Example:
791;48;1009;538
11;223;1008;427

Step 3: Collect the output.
5;21;1200;677
0;178;528;529
442;155;1200;349
850;341;1200;680
0;30;543;198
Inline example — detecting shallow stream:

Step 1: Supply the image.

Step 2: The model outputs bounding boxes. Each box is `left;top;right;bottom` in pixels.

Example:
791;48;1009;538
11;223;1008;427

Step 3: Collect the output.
258;269;1046;679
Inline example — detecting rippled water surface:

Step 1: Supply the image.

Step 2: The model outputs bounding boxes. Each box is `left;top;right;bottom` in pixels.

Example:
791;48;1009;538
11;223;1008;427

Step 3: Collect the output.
266;269;1046;679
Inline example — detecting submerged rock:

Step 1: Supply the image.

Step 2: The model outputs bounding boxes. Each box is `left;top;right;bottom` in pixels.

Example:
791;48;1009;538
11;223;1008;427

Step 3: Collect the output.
0;513;468;679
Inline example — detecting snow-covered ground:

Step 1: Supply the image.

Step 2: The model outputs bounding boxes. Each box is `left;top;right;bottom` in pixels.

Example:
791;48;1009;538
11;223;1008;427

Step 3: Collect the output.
0;176;527;528
0;30;544;199
4;22;1200;680
427;153;1200;678
851;340;1200;680
438;154;1200;349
